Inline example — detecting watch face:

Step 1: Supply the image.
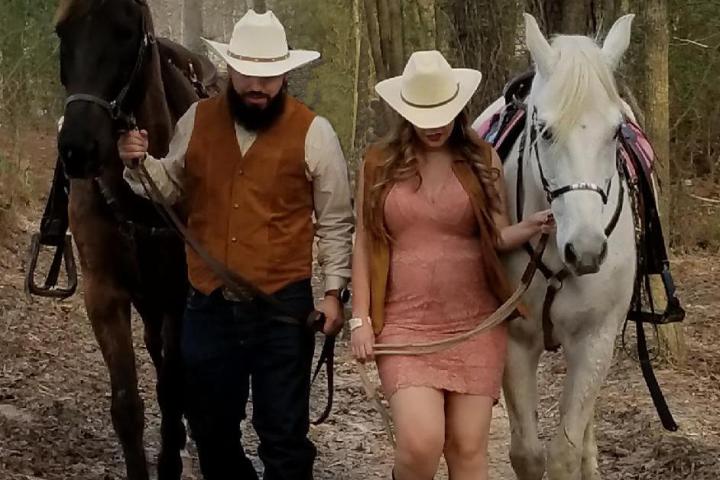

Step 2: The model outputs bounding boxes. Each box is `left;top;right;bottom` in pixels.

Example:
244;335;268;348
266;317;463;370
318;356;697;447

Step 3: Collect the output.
339;288;351;303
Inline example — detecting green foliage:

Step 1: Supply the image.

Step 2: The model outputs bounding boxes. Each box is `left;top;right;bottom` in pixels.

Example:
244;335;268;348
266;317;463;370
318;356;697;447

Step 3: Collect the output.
1;0;717;250
668;0;720;179
272;0;357;157
0;0;62;128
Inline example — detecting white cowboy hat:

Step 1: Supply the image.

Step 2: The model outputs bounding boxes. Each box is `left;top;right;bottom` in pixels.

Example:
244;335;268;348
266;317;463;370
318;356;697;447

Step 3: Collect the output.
375;51;482;129
201;10;320;78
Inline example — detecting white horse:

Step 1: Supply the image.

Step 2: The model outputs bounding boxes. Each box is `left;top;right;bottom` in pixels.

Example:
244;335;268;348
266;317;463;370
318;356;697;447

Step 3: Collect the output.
475;13;638;480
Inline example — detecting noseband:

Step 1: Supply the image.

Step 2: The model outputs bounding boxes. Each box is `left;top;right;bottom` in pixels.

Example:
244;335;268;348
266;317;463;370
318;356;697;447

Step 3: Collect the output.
63;2;154;130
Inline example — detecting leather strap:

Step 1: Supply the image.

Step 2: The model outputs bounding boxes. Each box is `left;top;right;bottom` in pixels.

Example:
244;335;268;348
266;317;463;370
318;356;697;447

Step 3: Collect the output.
636;318;678;431
541;268;570;351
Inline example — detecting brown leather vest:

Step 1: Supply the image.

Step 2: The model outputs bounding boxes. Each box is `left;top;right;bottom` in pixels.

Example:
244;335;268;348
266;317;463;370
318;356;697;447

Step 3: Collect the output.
184;94;316;294
362;142;517;334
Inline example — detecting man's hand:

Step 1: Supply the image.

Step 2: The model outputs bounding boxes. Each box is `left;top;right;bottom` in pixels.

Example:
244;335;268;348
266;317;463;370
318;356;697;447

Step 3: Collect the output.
118;129;149;169
318;292;344;336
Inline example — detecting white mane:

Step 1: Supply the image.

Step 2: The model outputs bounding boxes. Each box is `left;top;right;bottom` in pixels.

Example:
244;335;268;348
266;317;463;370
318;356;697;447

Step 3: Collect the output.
535;35;623;143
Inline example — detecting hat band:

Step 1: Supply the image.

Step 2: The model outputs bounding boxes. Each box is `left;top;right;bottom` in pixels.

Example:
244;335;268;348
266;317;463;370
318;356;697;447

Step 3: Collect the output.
227;50;291;63
400;83;460;109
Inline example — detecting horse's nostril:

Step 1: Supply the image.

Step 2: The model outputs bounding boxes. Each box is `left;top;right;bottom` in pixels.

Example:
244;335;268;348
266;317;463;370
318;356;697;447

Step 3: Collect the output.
565;243;578;265
60;140;99;178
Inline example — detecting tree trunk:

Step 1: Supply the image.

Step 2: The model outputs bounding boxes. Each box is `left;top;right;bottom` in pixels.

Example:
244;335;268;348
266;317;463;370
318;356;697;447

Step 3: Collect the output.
376;0;394;76
182;0;204;54
561;0;590;33
435;0;453;56
363;0;387;81
362;0;409;129
436;0;518;115
387;0;405;76
351;0;363;155
526;0;564;33
253;0;267;13
641;0;686;365
416;0;437;51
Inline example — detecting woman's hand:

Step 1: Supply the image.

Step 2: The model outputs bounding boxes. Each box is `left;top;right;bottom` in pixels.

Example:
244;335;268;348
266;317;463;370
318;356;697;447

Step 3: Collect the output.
351;321;375;363
525;209;555;235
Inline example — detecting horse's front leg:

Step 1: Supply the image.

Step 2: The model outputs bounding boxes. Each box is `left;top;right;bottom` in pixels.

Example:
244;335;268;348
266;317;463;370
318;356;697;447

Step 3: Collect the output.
504;317;545;480
85;276;149;480
547;318;619;480
136;303;186;480
581;419;601;480
157;310;187;480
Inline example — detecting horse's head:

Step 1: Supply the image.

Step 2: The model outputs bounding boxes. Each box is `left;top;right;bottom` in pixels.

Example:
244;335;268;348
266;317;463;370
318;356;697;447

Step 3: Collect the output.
55;0;151;178
524;13;634;275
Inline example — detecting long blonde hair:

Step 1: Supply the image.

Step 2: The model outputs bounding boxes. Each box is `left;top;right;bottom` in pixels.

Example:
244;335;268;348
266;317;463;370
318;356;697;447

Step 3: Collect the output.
365;110;501;241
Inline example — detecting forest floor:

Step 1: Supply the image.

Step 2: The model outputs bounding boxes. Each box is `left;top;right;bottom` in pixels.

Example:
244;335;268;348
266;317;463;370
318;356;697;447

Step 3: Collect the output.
0;129;718;479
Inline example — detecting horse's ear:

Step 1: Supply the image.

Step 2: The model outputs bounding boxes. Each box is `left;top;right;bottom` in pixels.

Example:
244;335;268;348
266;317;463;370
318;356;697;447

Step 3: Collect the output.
602;14;635;70
523;13;558;79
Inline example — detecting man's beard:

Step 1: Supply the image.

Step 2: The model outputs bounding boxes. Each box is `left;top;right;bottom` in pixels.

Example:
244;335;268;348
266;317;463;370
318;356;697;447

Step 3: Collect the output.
227;84;287;132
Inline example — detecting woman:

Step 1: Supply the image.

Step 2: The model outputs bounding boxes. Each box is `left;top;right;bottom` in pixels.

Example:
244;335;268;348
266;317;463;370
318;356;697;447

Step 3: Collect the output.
350;51;554;480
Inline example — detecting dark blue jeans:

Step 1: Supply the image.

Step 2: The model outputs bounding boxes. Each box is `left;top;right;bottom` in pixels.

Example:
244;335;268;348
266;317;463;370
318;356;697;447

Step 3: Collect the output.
181;279;316;480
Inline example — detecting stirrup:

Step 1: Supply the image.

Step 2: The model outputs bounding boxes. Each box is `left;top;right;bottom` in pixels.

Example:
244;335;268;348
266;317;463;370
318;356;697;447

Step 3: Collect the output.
25;234;78;299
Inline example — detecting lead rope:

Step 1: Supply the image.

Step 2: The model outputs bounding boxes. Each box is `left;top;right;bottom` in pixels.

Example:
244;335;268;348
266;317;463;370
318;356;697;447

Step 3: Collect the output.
356;234;549;447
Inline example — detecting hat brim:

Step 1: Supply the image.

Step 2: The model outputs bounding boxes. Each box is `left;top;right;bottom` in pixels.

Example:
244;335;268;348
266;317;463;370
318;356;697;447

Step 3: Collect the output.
375;69;482;129
202;38;320;77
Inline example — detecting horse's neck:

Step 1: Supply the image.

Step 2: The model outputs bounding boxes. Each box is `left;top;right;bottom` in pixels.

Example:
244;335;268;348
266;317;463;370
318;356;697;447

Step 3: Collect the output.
133;40;173;158
514;120;550;219
134;8;174;158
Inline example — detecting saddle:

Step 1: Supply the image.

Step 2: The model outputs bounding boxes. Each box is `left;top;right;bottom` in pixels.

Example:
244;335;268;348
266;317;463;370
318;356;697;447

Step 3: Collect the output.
157;38;222;97
475;72;685;326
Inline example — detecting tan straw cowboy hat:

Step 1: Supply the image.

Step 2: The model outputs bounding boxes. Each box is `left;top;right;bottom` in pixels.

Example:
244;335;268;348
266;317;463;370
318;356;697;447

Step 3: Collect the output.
376;50;482;129
202;10;320;78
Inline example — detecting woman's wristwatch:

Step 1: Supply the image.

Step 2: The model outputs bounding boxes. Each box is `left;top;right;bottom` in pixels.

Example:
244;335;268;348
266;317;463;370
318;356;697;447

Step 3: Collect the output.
348;316;371;332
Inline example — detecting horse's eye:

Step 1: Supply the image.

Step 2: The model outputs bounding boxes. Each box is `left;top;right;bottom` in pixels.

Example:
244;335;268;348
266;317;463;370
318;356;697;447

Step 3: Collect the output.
541;126;554;142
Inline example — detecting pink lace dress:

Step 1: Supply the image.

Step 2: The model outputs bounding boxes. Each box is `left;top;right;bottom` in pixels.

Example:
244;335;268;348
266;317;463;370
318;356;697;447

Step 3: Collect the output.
376;172;508;400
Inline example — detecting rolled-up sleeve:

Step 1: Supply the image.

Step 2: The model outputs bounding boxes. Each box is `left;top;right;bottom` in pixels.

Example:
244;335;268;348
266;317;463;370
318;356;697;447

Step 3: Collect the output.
306;116;354;292
122;102;198;205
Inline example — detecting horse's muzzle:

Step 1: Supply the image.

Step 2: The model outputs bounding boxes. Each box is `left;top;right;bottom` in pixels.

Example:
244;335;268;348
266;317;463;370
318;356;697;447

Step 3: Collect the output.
564;239;608;276
58;132;103;179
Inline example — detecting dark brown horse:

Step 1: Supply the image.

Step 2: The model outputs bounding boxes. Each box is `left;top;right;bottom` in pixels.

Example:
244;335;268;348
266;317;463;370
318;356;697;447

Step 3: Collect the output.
53;1;220;478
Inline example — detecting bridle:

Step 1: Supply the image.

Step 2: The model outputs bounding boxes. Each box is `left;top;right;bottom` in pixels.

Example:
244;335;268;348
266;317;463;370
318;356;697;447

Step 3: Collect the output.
521;106;625;238
529;107;622;210
63;1;154;130
58;0;165;241
516;104;626;351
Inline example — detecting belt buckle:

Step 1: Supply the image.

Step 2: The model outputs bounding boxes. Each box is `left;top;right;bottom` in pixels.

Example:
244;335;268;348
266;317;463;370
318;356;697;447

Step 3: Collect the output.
221;287;251;303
